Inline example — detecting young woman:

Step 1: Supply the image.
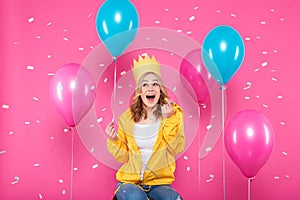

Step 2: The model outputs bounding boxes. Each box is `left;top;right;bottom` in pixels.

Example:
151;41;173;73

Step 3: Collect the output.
105;54;185;200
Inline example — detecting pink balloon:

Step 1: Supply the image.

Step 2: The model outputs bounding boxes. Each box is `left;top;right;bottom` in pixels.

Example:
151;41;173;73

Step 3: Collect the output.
49;63;96;127
225;110;275;178
180;49;216;103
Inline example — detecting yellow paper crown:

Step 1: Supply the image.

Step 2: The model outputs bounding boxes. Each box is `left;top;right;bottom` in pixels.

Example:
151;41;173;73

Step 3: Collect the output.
132;54;161;83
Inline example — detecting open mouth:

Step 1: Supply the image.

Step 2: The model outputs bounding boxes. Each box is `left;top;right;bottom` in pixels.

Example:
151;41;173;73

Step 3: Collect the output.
146;94;156;102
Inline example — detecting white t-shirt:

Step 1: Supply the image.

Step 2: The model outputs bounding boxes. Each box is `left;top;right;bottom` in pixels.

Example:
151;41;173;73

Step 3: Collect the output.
134;121;160;180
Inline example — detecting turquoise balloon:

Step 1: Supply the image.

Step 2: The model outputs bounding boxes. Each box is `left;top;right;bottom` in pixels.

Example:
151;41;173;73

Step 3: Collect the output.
96;0;139;57
202;25;245;84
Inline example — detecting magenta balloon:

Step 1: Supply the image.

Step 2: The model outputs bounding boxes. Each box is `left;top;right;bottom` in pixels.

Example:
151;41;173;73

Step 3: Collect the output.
49;63;96;127
180;49;216;103
225;110;275;178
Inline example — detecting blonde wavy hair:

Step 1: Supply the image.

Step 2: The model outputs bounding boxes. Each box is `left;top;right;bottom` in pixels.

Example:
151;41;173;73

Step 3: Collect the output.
130;72;169;123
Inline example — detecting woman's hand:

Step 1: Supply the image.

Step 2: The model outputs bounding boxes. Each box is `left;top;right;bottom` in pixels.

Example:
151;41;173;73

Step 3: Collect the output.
105;121;118;141
161;98;174;118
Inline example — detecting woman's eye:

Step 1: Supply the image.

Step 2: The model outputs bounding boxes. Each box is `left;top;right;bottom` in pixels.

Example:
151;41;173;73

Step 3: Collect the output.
153;82;159;86
142;83;148;87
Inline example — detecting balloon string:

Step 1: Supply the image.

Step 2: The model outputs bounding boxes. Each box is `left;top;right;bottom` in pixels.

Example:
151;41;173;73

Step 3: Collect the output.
70;127;75;200
113;56;117;121
248;178;252;200
221;85;226;200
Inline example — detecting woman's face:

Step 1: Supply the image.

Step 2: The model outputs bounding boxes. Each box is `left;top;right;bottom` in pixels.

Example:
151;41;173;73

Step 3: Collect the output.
140;73;161;109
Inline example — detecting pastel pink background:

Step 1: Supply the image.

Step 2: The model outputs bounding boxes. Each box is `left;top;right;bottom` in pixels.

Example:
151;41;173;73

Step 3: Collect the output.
1;0;299;200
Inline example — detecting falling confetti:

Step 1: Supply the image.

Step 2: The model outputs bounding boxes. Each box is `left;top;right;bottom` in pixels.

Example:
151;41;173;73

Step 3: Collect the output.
189;16;195;21
28;17;34;23
2;104;9;109
27;65;35;70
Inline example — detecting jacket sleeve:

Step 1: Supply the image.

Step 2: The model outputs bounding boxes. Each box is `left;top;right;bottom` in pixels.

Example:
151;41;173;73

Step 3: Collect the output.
161;104;185;155
106;115;130;163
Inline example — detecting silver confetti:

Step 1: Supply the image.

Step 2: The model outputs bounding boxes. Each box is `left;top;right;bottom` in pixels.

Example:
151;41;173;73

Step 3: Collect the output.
92;163;99;169
2;104;9;109
28;17;34;23
189;16;195;21
27;65;35;70
261;61;268;67
0;150;7;155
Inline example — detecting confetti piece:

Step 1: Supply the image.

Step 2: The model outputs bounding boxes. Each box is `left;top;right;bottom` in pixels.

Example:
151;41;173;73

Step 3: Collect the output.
270;8;275;12
9;131;14;135
46;22;52;26
194;6;199;10
99;63;105;67
256;35;261;39
90;85;96;90
262;104;269;108
176;30;182;33
50;136;54;140
206;174;215;182
101;108;107;112
92;163;99;169
205;147;212;152
260;21;267;25
261;61;268;67
216;10;221;13
34;163;40;167
88;12;93;18
78;47;84;51
280;18;285;21
90;147;95;153
272;77;277;81
47;54;52;59
206;124;212;130
25;121;30;125
62;190;66;195
39;193;43;199
36;35;41;39
97;117;103;123
13;41;18;45
173;86;177;91
282;152;288;156
47;73;55;76
277;95;283;99
118;101;124;105
244;96;250;100
262;51;268;55
280;121;285;126
2;104;9;109
254;68;260;72
255;95;260;98
154;20;160;24
117;85;123;89
188;115;193;119
186;31;192;35
189;16;195;21
164;8;169;12
245;37;251;41
27;65;35;70
274;176;280;180
285;175;290;178
15;176;20;181
230;13;236;18
64;128;70;133
63;37;69;41
174;17;179;21
33;97;39;101
162;37;168;42
183;156;188;160
59;179;64;183
73;167;78;171
120;71;126;75
273;49;278;53
11;181;19;185
0;150;7;155
186;167;191;171
28;17;34;23
89;124;95;128
104;77;108;83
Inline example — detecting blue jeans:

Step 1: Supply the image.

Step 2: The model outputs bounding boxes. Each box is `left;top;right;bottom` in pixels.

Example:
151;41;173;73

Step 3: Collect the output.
115;182;182;200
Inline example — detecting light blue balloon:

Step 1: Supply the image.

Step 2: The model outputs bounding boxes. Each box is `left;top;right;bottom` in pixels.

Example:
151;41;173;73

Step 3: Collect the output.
202;25;245;85
96;0;139;57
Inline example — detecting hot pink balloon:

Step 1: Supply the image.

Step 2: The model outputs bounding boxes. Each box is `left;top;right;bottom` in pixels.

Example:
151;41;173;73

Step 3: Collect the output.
180;49;216;104
225;110;275;178
49;63;96;127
